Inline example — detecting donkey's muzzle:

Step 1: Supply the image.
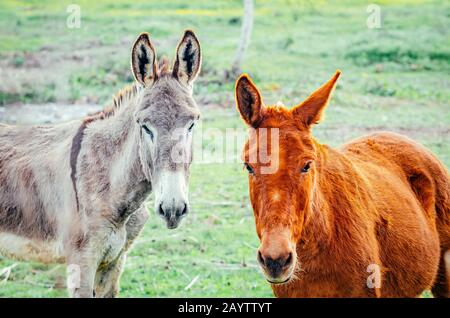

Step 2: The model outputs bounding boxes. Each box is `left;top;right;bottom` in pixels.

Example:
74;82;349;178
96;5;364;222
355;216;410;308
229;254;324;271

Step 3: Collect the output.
157;201;189;229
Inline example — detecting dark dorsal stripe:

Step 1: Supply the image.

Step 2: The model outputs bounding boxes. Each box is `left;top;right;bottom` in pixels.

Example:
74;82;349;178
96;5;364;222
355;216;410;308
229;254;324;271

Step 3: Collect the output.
70;117;94;212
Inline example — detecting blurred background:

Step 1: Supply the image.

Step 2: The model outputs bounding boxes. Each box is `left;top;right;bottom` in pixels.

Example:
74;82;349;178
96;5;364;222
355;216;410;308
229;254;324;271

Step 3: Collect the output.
0;0;448;297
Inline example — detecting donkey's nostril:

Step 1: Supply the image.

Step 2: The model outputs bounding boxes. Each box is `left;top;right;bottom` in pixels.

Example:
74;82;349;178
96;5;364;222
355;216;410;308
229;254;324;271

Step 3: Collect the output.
181;203;188;216
157;203;165;217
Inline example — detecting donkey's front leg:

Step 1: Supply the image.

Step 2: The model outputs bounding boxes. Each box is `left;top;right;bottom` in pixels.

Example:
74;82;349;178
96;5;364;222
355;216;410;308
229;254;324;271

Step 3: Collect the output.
94;207;149;298
94;254;127;298
66;251;98;298
66;221;116;298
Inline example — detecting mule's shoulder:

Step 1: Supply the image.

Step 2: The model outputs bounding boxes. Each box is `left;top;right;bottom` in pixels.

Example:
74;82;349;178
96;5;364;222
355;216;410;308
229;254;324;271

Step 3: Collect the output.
339;131;446;175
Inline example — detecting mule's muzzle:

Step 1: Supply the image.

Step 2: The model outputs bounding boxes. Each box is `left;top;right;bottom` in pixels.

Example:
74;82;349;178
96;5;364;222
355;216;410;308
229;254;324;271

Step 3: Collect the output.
157;201;189;229
257;249;295;284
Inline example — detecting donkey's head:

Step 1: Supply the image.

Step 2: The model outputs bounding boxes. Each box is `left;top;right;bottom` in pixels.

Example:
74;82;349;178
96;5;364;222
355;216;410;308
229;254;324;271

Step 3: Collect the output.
131;30;201;229
235;71;340;283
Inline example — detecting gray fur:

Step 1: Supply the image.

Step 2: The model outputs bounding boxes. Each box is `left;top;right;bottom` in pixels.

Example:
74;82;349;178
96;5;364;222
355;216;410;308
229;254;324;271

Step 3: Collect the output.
0;30;201;297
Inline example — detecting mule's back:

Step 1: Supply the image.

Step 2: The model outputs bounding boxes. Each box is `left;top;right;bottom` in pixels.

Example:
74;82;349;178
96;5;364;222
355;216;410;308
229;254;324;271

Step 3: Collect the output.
341;131;450;296
341;131;449;221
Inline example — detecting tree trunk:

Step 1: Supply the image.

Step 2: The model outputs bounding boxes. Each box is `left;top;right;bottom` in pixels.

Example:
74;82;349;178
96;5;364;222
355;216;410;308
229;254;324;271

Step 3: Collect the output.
225;0;254;80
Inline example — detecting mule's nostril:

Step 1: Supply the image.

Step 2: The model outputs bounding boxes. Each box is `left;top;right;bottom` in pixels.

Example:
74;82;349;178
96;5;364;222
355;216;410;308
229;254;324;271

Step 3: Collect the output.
284;252;293;267
257;251;265;266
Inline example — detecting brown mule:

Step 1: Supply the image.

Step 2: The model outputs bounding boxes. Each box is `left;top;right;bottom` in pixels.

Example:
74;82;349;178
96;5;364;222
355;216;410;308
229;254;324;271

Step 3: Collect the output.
236;71;450;297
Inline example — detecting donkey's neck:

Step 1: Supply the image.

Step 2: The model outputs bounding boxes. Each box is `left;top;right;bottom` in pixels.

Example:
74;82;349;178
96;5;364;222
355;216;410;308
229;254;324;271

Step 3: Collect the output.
85;91;151;208
102;113;143;179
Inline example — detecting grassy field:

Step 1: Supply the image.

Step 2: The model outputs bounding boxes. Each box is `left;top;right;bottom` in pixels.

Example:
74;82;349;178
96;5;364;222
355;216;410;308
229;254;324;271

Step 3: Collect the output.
0;0;448;297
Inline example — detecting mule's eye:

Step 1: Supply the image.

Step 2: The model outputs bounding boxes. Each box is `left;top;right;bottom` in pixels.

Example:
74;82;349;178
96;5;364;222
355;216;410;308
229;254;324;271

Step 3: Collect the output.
244;163;255;175
142;125;154;141
301;161;312;173
188;122;195;132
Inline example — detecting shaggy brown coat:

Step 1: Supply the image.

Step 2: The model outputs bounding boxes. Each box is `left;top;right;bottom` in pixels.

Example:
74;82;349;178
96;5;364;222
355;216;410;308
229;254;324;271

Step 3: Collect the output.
236;71;450;297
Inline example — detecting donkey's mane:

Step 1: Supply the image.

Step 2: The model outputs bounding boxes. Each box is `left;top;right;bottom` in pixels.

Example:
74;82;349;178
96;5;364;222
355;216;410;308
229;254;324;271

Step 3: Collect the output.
86;57;171;123
85;83;141;122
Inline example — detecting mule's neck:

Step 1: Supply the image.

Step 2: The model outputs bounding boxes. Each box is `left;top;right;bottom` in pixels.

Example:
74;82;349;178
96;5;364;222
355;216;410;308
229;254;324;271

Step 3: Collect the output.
301;138;370;257
300;139;353;253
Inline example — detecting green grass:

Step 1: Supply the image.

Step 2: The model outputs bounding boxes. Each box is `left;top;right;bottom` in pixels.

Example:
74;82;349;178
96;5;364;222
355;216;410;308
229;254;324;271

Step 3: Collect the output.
0;0;448;297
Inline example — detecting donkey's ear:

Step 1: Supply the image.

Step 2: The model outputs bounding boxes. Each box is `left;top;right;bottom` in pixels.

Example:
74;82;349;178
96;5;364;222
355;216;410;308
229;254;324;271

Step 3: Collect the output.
292;70;341;127
235;74;264;128
173;30;201;86
131;32;158;86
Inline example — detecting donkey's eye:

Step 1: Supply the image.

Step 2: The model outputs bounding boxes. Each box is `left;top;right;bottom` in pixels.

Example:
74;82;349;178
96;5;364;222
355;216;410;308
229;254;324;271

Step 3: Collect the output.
142;125;154;141
301;161;312;174
244;163;255;175
188;122;195;132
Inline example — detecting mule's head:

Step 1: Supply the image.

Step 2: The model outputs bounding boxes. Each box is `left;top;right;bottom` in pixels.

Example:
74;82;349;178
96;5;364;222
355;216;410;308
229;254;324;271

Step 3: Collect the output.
235;71;340;283
130;30;202;229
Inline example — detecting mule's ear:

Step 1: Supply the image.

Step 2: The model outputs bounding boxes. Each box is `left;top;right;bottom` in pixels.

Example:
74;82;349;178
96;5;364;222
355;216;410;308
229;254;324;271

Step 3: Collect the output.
292;70;341;126
131;32;158;86
235;74;264;128
173;30;202;86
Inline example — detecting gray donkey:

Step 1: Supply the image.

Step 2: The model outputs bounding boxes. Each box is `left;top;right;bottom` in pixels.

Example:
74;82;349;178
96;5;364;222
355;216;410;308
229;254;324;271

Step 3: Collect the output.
0;30;202;297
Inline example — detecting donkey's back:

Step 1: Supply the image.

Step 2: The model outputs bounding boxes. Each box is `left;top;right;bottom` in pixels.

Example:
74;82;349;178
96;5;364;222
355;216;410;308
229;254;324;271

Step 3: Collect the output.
0;122;78;263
